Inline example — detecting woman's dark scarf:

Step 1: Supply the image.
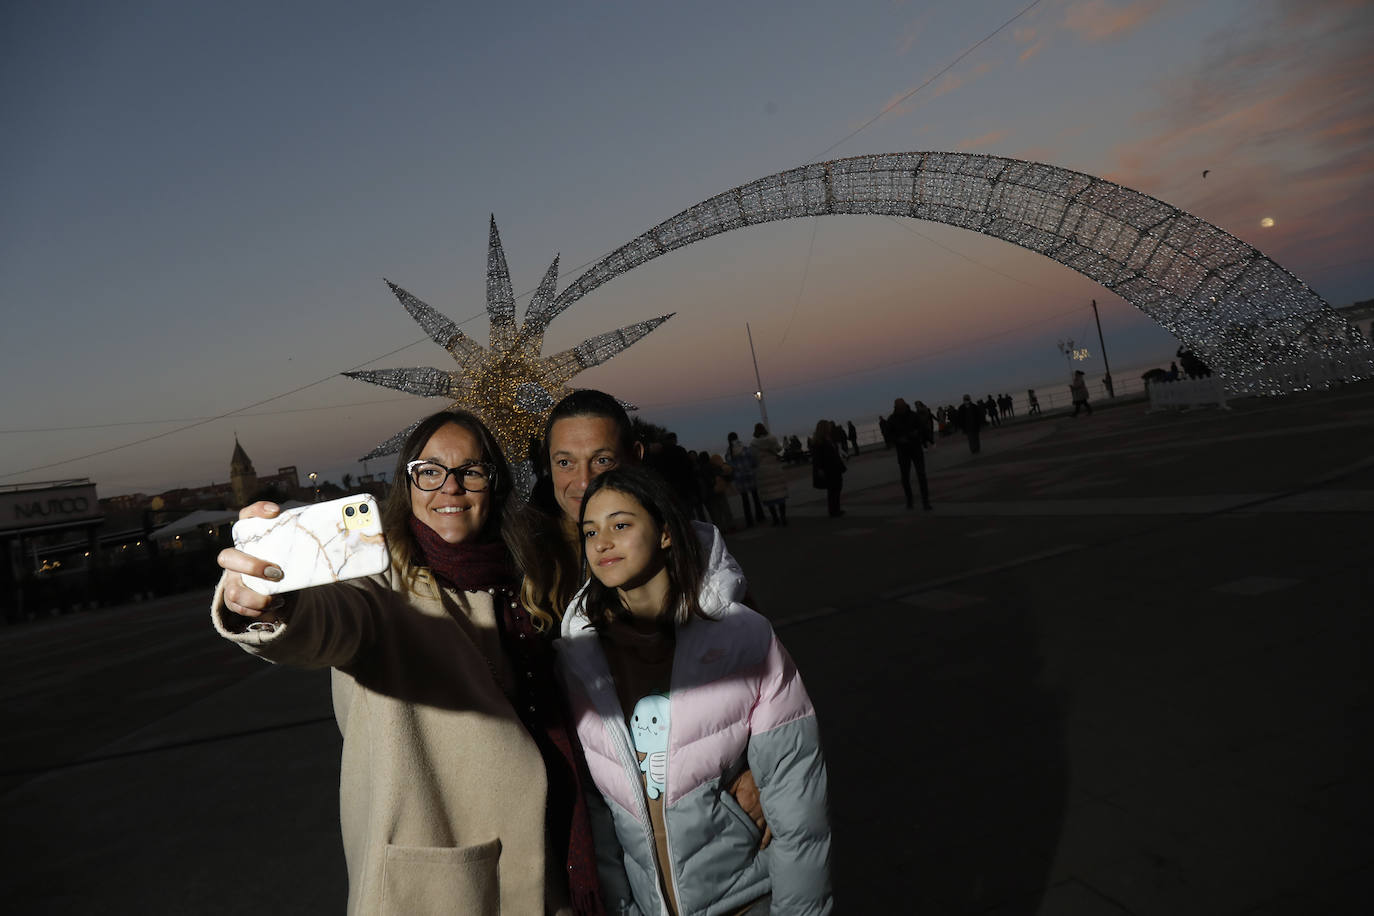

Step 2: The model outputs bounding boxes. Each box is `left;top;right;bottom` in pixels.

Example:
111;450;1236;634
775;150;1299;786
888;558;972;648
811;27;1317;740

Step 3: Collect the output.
409;517;604;916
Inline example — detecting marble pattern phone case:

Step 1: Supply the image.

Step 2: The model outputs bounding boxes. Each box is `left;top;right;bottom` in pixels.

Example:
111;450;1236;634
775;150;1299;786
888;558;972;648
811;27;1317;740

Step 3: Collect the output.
232;495;389;594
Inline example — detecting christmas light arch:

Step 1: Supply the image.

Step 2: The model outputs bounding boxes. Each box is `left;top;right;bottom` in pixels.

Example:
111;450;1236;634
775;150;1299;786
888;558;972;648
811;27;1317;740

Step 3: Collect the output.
544;152;1374;393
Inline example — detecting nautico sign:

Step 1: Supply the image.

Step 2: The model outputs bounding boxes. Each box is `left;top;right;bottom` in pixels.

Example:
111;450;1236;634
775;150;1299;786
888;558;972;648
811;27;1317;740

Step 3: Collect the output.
0;481;101;533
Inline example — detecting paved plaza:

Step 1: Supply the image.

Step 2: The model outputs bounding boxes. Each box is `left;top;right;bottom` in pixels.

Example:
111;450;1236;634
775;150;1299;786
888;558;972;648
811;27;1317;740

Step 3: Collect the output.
3;383;1372;914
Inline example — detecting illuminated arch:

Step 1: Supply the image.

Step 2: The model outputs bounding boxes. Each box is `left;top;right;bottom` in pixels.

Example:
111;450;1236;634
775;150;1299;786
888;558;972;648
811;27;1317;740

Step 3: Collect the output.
534;152;1372;392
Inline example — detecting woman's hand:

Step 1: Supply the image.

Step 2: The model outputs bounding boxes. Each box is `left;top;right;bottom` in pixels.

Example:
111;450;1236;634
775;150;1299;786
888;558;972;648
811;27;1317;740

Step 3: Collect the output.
216;501;286;620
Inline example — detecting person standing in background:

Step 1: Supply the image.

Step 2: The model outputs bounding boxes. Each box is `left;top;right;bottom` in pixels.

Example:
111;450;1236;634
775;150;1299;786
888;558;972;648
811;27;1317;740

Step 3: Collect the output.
725;431;763;528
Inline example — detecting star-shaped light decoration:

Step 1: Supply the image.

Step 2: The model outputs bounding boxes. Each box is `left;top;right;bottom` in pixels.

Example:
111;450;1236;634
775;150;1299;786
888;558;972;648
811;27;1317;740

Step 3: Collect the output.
344;216;671;486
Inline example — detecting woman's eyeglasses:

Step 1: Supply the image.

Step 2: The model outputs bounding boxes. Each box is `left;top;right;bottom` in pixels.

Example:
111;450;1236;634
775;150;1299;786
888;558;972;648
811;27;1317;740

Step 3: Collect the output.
405;460;496;492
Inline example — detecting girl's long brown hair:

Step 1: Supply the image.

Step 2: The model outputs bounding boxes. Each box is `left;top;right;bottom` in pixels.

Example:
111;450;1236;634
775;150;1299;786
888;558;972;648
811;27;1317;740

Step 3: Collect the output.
576;466;708;631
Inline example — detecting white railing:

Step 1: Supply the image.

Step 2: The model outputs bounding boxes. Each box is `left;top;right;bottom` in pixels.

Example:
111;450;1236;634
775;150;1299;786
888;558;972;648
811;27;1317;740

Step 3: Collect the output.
1146;376;1230;411
1237;354;1374;396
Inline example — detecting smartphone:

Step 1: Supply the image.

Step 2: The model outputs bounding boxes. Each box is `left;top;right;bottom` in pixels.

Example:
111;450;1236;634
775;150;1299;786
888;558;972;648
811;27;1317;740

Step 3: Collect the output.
232;495;389;595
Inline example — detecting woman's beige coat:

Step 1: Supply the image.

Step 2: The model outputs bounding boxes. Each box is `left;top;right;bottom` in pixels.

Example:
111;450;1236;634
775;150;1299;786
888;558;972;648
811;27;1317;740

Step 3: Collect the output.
211;567;570;915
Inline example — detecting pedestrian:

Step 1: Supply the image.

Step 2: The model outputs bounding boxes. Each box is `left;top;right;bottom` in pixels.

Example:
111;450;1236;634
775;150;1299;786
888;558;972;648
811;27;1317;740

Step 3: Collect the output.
698;452;736;532
750;422;789;525
214;410;604;915
846;420;860;455
879;415;892;449
958;394;984;454
914;400;935;448
561;466;833;915
508;390;768;907
1027;388;1041;416
725;431;764;527
985;394;1000;427
1070;370;1093;416
811;419;847;517
888;398;932;510
832;419;849;457
654;431;703;521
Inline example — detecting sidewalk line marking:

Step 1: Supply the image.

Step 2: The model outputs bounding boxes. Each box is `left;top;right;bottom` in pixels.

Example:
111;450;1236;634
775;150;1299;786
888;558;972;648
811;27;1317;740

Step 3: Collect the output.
772;606;846;629
879;544;1084;602
1211;576;1301;596
899;590;985;610
772;544;1083;631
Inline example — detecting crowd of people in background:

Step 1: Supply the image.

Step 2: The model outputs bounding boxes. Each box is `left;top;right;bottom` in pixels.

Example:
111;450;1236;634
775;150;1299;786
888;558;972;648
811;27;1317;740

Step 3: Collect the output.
642;423;794;532
636;364;1115;528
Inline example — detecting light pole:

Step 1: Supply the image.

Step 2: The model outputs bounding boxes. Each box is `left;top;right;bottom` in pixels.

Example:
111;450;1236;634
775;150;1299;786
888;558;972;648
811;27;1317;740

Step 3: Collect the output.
746;323;771;431
308;471;319;502
1091;299;1114;397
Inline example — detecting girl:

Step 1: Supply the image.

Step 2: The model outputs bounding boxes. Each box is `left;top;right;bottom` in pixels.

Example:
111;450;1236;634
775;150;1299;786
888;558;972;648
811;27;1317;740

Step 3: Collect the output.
557;466;832;915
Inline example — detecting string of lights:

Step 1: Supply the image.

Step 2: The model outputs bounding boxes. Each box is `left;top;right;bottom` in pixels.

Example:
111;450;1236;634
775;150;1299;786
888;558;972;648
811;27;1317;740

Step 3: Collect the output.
541;151;1374;394
344;216;671;478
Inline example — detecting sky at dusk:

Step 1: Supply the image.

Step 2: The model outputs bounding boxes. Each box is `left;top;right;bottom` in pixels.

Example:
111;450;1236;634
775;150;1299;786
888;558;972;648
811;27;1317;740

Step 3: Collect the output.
3;0;1372;497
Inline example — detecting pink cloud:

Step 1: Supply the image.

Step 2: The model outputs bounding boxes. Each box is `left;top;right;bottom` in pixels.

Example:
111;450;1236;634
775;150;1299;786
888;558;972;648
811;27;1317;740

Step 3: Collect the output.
1105;0;1374;291
1019;41;1045;62
957;129;1012;151
930;72;964;99
879;86;921;118
1062;0;1170;41
930;61;994;99
1014;146;1058;163
897;17;925;55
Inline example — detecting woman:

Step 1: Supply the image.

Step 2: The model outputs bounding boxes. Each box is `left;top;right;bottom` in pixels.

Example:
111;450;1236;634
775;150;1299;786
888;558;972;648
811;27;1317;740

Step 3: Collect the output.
1070;369;1093;416
724;431;763;527
749;422;788;526
811;419;846;518
213;410;601;916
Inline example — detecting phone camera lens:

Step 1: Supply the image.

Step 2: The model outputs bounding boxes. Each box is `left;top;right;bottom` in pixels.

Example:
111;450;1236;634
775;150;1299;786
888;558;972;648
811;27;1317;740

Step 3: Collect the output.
359;504;369;514
345;506;355;517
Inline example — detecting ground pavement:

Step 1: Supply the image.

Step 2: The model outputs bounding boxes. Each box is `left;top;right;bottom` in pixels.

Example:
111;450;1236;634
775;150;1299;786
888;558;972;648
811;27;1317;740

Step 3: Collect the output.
2;383;1371;914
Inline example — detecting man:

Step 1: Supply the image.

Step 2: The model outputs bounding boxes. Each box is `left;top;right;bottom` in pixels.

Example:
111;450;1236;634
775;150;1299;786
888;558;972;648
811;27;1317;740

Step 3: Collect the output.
657;432;703;521
509;391;770;857
544;391;644;523
887;398;932;510
958;394;984;454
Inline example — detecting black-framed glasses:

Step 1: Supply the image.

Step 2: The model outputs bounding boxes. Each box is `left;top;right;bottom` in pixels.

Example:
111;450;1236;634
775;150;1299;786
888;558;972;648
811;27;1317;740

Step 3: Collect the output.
405;460;497;492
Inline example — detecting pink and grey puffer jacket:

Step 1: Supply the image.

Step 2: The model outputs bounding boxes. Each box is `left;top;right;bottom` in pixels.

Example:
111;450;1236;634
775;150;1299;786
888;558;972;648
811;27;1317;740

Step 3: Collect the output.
557;522;833;916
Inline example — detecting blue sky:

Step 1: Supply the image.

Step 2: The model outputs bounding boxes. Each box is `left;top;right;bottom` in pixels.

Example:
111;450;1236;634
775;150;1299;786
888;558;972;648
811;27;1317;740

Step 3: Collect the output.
3;0;1371;495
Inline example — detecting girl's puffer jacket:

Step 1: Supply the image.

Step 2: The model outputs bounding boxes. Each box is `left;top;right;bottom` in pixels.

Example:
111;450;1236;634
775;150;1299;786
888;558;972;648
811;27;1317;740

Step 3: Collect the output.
557;523;833;915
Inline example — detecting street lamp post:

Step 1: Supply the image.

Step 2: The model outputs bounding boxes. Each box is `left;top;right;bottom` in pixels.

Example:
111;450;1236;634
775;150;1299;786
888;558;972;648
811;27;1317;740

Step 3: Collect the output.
746;323;771;431
1091;299;1115;397
308;471;319;502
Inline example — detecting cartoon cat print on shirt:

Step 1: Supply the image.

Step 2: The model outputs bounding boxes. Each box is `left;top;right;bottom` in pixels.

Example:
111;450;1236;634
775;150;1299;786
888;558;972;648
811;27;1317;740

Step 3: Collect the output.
631;693;670;799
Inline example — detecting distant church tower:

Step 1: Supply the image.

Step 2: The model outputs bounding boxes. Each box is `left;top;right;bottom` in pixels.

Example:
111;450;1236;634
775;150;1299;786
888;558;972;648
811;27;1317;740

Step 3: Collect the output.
230;438;258;508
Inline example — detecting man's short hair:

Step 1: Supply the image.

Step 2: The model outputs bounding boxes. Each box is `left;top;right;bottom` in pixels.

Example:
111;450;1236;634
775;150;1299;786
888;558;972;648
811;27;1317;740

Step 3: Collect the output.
542;389;637;458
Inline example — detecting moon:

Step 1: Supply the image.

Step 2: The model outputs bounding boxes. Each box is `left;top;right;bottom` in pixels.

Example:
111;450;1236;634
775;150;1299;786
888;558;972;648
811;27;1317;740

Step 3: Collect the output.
1260;217;1275;228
